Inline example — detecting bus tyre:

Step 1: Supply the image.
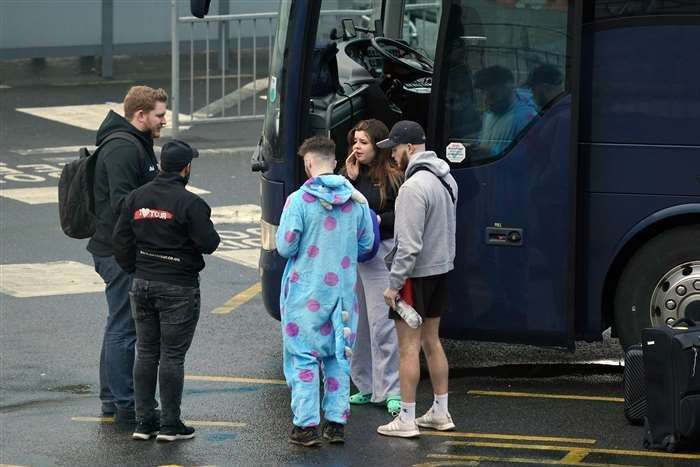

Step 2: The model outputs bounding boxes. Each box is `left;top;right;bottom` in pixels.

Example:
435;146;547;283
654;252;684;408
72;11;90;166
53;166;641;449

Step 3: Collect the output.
614;224;700;350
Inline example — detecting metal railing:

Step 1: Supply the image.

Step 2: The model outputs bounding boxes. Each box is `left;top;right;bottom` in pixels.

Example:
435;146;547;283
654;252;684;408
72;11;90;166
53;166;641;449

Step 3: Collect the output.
170;1;278;137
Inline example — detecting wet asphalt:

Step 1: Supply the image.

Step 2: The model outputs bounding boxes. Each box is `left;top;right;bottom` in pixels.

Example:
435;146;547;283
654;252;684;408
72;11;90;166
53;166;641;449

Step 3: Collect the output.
2;58;699;467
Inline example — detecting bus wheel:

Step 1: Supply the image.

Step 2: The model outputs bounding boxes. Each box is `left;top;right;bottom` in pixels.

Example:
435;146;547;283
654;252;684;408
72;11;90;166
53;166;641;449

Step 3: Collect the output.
614;224;700;350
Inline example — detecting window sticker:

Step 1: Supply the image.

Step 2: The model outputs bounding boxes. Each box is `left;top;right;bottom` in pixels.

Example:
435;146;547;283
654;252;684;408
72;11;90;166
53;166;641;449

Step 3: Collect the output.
446;142;466;163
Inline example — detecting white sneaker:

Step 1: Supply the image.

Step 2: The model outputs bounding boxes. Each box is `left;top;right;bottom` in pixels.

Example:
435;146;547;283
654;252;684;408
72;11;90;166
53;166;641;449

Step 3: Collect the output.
377;416;420;438
415;408;456;431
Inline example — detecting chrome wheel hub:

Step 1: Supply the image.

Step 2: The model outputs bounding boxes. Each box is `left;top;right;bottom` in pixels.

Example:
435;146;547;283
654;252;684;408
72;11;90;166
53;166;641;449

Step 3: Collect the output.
650;261;700;326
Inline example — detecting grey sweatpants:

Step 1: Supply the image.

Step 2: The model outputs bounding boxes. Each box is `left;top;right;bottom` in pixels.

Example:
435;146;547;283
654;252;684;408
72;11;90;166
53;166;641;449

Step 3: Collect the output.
350;239;400;402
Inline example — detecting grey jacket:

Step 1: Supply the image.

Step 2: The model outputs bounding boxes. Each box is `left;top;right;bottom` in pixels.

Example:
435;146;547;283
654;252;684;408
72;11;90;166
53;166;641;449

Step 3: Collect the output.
388;150;458;290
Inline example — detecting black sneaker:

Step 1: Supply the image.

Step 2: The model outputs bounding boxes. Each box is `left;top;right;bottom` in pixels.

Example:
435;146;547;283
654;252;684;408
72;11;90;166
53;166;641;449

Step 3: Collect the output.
289;425;322;447
322;421;345;443
132;419;160;440
156;421;195;442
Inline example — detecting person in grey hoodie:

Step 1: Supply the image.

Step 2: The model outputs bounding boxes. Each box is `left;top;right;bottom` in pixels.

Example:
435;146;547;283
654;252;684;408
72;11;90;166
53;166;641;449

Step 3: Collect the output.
375;121;458;438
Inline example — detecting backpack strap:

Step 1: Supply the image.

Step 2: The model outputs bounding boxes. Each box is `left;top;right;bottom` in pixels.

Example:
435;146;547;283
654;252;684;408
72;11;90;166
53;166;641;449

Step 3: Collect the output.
409;166;456;204
98;131;149;168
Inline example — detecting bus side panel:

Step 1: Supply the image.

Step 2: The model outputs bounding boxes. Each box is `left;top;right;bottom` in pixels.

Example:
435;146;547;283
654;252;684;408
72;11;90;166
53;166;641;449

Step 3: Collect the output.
577;23;700;339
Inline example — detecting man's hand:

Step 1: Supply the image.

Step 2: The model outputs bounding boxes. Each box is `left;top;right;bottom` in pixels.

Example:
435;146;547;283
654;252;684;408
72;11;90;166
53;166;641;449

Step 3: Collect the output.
384;288;399;310
345;151;359;180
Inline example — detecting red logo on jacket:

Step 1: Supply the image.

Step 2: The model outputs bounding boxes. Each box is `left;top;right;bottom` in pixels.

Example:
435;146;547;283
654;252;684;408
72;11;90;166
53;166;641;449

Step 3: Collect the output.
133;208;173;220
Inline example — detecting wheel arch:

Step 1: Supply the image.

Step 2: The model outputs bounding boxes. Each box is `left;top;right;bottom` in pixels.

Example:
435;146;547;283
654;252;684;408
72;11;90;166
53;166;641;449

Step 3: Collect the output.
601;203;700;332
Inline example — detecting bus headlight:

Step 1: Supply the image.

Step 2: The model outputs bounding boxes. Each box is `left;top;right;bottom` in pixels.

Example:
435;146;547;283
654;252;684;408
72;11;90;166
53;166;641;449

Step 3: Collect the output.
260;218;278;251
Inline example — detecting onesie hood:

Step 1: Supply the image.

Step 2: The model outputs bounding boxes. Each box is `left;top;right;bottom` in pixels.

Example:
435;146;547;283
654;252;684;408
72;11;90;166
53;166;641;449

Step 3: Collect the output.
301;175;353;206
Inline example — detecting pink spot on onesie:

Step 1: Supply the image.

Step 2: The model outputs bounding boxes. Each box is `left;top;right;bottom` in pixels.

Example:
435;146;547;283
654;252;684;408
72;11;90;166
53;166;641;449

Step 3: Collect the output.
302;192;316;203
341;256;351;269
341;202;353;213
285;322;299;337
324;216;337;231
290;271;299;283
307;245;319;257
320;321;332;336
325;377;339;392
324;272;339;286
307;299;320;312
284;231;296;243
298;369;314;382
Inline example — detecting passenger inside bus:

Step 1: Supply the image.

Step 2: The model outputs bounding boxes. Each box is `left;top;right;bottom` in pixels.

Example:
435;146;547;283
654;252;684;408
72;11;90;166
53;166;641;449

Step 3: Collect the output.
473;65;537;157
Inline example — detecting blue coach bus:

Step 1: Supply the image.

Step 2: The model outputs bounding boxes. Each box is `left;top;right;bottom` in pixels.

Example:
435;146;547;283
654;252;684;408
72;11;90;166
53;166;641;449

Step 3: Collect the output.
196;0;700;350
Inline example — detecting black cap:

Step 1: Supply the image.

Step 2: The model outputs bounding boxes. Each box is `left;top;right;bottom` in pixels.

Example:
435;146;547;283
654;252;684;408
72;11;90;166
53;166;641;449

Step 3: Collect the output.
525;64;563;87
473;65;514;90
160;140;199;172
376;120;426;149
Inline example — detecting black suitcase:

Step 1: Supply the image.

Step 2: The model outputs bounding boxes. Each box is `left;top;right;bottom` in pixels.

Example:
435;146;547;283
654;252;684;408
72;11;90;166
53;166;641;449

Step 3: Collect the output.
642;318;700;452
624;344;646;425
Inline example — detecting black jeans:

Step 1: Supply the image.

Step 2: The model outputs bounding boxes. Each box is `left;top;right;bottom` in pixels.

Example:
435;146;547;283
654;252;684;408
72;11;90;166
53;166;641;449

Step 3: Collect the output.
129;278;200;427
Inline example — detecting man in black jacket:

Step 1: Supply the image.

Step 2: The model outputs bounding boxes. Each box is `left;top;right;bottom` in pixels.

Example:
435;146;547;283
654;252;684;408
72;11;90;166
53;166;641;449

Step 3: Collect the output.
113;140;220;442
89;86;167;423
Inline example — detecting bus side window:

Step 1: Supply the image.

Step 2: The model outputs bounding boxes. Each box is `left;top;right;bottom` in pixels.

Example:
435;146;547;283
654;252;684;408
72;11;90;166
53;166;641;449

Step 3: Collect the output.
439;0;570;165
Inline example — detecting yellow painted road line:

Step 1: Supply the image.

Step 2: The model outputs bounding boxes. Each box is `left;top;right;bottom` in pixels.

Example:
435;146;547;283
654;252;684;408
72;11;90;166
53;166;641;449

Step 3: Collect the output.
468;390;624;403
71;417;246;428
421;431;596;445
560;448;591;463
185;374;286;385
211;282;262;314
1;464;30;467
426;453;642;467
445;441;700;461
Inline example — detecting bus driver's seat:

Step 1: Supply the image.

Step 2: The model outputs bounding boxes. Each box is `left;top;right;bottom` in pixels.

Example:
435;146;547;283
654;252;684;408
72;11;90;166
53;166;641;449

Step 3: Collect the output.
307;42;368;161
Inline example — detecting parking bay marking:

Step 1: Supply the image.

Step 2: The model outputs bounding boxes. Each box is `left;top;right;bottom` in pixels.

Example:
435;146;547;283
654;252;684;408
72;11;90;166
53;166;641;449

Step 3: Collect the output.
421;431;596;445
71;417;246;428
211;282;262;315
185;375;286;385
422;453;640;467
468;390;624;403
442;440;700;462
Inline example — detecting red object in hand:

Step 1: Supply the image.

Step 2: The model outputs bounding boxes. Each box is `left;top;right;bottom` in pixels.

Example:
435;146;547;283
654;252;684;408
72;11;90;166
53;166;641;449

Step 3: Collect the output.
400;278;414;307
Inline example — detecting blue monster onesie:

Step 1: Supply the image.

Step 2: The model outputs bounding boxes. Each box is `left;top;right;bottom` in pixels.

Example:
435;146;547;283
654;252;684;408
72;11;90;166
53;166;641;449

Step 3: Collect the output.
277;175;376;428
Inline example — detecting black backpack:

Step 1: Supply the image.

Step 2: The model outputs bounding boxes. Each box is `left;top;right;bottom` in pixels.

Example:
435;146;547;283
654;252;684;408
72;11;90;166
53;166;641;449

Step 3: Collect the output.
58;132;144;239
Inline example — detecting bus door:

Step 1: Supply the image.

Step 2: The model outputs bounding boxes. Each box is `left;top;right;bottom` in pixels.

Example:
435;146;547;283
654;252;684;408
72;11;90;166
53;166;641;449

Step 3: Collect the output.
427;0;582;348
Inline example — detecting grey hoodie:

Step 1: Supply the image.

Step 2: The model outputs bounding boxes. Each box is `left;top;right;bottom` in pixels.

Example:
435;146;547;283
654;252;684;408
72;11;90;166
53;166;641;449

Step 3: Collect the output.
388;150;458;290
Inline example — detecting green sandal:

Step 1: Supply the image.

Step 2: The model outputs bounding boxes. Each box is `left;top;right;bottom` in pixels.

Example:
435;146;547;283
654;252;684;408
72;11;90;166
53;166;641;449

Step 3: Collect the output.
386;396;401;415
349;392;373;405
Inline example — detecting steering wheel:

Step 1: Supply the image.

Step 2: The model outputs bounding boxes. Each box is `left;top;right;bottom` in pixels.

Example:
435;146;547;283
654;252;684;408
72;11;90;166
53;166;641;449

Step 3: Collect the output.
370;37;434;77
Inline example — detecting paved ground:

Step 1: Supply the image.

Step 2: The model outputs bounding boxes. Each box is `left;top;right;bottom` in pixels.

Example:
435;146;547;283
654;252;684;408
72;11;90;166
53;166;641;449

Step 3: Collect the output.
2;58;700;467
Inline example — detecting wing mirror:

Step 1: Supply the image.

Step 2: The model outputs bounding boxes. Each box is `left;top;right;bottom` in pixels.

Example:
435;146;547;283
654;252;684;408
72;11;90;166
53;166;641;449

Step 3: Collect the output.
190;0;211;18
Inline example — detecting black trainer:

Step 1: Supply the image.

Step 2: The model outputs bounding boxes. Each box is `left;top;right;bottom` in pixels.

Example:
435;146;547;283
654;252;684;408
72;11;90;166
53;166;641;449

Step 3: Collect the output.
322;421;345;443
132;419;160;440
156;421;195;442
289;425;321;447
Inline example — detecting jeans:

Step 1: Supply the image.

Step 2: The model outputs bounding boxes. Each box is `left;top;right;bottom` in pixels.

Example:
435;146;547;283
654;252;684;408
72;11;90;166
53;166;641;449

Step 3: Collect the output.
130;278;200;427
93;254;135;411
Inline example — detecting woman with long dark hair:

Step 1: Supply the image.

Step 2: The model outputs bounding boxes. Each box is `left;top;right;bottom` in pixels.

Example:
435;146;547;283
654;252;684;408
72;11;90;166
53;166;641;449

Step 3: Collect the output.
342;119;403;415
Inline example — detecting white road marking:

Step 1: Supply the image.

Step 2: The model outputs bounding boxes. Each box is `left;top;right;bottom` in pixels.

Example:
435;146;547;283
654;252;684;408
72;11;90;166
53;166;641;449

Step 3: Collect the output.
11;146;255;157
15;103;189;132
213;248;260;269
186;185;210;195
210;205;261;224
0;185;210;204
0;186;57;204
0;261;104;298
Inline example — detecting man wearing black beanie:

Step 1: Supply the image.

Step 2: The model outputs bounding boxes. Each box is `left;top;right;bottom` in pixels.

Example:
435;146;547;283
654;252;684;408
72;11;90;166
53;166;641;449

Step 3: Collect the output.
113;139;220;442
